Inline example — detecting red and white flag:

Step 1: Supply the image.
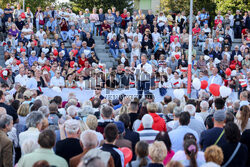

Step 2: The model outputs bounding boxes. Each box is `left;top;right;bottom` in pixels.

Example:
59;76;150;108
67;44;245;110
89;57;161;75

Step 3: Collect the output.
239;79;247;88
181;67;188;72
173;81;179;85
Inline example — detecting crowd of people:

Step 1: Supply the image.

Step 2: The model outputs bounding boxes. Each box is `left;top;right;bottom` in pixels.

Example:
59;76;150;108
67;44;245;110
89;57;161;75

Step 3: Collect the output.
0;3;250;167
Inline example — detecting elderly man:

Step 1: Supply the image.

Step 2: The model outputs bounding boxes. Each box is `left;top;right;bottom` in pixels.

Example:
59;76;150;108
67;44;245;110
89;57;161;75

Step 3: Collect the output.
183;104;206;136
70;130;114;167
97;105;114;134
208;67;223;87
0;114;13;167
18;130;68;167
199;101;210;121
239;91;249;107
28;51;38;67
55;119;83;163
14;67;28;86
50;70;65;88
19;111;44;149
138;114;159;143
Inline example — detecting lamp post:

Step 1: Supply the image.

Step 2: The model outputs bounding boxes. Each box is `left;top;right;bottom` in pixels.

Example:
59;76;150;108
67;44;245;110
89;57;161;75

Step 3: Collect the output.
187;0;193;98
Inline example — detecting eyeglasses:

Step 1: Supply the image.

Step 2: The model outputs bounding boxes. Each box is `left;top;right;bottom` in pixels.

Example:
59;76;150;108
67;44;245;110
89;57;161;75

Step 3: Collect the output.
95;88;101;90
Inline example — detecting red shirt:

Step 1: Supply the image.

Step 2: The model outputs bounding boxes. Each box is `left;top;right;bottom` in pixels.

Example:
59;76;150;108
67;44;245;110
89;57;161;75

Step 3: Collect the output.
78;58;87;67
230;60;242;68
101;23;111;32
214;19;222;28
192;27;201;35
137;113;167;132
170;35;179;43
121;13;127;26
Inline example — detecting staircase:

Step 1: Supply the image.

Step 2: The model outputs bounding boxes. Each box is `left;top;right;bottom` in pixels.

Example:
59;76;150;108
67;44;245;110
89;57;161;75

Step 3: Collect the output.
0;46;5;67
93;36;116;69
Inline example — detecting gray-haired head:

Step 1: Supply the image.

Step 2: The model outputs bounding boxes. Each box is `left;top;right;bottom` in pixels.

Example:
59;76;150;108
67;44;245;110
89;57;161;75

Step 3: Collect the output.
67;105;78;117
26;111;44;128
142;114;153;128
0;114;13;129
156;102;163;113
233;100;240;111
101;105;113;119
200;101;209;111
38;106;50;117
80;130;98;149
64;119;80;134
0;107;7;117
82;105;95;115
173;107;182;118
184;104;196;116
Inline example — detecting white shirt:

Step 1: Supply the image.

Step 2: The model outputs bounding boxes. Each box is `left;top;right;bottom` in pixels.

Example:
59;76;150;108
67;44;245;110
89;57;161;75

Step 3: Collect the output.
19;127;40;149
152;32;161;43
107;32;116;42
26;77;37;90
133;32;143;42
35;31;46;42
38;57;47;65
170;77;182;88
12;65;19;72
15;74;28;86
229;14;234;27
202;27;211;34
157;16;167;27
135;63;153;81
22;28;32;40
50;76;65;87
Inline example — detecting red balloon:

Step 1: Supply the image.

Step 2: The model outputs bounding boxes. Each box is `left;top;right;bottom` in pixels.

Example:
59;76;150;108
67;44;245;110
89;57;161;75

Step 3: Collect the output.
70;61;75;68
20;48;26;53
119;147;132;166
209;84;220;96
42;66;50;72
201;80;208;89
230;64;235;70
175;54;180;60
225;68;231;76
20;12;26;19
16;60;21;65
53;49;58;56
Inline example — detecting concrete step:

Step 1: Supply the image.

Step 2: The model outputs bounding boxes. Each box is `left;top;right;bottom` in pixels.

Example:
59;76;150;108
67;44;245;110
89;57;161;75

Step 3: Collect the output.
233;38;242;43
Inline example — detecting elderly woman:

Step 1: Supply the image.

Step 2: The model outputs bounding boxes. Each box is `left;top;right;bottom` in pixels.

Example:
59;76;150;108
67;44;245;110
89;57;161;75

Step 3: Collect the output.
19;111;44;148
230;55;242;68
197;55;207;71
147;141;167;167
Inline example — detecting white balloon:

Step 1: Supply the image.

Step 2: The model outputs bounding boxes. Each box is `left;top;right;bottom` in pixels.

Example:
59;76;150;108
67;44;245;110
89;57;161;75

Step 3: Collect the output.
173;89;185;100
219;86;232;98
192;78;201;90
121;57;125;63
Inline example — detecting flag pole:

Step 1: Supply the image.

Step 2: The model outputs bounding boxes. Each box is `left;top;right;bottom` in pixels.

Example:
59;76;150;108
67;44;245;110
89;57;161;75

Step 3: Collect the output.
187;0;193;98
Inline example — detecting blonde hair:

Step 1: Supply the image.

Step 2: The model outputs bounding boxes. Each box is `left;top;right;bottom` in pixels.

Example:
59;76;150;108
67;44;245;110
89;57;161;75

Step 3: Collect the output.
119;105;129;115
204;145;224;165
149;141;167;163
147;103;158;113
165;102;177;114
86;115;98;130
17;103;30;116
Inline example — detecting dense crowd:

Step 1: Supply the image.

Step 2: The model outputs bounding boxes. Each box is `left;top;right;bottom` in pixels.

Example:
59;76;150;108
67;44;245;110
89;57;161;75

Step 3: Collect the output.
0;3;250;167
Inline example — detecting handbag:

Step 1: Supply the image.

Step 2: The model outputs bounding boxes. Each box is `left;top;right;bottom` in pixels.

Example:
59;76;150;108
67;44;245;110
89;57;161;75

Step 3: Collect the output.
39;19;44;25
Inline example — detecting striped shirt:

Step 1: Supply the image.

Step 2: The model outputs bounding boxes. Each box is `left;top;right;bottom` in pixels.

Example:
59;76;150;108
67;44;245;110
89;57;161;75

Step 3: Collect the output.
138;128;160;144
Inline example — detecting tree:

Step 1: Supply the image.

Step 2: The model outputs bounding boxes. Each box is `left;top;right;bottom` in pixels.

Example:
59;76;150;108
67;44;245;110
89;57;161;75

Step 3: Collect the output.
214;0;249;15
70;0;133;13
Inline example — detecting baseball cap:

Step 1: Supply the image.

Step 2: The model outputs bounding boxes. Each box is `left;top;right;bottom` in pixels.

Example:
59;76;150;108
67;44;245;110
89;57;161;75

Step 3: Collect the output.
114;121;125;134
213;110;226;122
23;90;33;98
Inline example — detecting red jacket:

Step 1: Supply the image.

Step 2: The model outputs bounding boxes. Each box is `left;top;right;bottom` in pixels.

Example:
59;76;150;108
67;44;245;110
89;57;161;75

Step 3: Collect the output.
137;113;167;132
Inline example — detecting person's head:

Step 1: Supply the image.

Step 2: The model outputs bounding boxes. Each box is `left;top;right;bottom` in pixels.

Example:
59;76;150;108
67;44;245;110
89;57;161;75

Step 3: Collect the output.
17;103;29;117
86;115;98;130
141;54;147;64
38;129;56;149
141;114;153;128
135;141;149;166
214;98;225;110
67;105;78;118
92;98;101;108
184;139;198;167
146;102;157;114
80;130;98;149
179;112;190;126
64;119;80;136
224;122;241;143
240;91;248;101
55;70;61;78
213;109;226;126
26;111;44;130
104;123;118;143
164;96;172;104
184;104;196;116
149;141;167;163
0;114;13;133
95;85;102;95
119;113;130;129
155;131;172;153
49;102;58;114
101;105;113;119
204;145;224;165
237;105;250;131
200;101;209;112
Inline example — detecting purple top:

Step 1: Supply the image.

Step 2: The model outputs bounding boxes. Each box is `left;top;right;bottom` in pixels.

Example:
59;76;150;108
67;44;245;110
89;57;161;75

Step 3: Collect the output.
8;29;19;37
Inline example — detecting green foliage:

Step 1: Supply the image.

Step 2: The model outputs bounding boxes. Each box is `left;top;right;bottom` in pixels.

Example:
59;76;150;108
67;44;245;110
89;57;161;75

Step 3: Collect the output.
70;0;133;13
0;0;56;13
214;0;249;15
